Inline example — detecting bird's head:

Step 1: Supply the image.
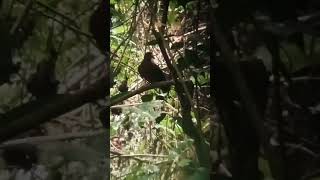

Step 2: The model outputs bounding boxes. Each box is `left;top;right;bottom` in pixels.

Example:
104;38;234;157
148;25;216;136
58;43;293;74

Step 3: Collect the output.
144;52;153;61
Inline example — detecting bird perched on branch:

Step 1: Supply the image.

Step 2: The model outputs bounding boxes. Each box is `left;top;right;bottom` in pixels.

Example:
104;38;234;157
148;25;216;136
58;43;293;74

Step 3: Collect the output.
27;49;59;100
118;77;128;92
138;52;170;93
27;59;59;99
27;25;59;100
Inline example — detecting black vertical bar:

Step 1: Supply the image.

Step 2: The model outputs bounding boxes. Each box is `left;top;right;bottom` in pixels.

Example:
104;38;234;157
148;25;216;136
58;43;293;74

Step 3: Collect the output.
106;0;111;179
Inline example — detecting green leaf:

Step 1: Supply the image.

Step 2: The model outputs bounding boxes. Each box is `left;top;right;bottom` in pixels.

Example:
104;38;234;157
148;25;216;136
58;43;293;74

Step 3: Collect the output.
187;167;210;180
141;94;154;102
178;159;192;167
280;42;307;72
112;25;127;34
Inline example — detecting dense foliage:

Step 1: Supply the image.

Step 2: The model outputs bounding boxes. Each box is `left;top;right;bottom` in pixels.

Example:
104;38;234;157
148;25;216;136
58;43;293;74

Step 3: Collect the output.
111;0;320;180
0;0;107;179
110;0;211;179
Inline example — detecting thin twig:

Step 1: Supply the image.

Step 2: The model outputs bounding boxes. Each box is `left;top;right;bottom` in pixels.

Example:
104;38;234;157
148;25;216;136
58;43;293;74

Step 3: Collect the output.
10;0;33;35
35;0;79;27
0;130;106;148
35;10;93;39
16;0;93;40
112;2;139;74
115;153;168;158
152;28;194;108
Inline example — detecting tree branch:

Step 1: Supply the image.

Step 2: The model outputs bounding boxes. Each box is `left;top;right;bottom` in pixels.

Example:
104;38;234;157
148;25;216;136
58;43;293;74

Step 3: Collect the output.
151;28;209;169
108;80;176;106
0;75;108;143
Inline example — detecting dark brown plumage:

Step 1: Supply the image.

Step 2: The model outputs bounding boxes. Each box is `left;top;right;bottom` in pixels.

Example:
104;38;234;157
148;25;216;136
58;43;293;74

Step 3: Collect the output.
138;52;170;92
118;77;128;92
26;59;59;99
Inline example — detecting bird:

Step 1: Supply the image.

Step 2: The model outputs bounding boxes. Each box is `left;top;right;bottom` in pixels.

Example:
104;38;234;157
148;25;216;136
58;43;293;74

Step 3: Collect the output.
26;59;59;99
118;77;128;92
138;52;170;93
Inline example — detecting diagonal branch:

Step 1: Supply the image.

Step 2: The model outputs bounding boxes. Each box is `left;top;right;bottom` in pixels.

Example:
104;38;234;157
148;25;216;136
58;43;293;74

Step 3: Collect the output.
108;80;176;106
0;75;108;143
